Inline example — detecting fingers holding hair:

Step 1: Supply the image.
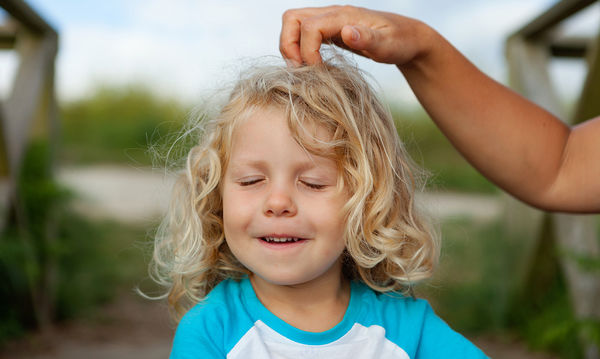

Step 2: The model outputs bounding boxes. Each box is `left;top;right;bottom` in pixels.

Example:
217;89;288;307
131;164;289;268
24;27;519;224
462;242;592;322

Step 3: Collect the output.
280;7;326;66
280;6;402;66
281;6;371;65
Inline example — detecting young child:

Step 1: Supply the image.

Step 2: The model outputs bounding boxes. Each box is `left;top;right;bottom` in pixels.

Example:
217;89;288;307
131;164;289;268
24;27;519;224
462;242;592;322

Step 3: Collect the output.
152;57;487;358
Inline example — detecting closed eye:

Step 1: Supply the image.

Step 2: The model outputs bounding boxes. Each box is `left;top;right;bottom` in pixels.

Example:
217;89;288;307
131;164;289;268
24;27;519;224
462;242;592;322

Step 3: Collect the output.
239;178;263;186
301;181;327;190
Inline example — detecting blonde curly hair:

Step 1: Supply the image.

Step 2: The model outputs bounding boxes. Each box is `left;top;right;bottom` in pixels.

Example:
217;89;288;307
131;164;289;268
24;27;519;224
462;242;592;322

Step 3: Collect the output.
151;57;439;321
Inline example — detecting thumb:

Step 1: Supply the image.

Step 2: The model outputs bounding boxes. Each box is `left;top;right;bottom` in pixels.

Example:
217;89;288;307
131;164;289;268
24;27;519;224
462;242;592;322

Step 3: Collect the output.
340;24;375;52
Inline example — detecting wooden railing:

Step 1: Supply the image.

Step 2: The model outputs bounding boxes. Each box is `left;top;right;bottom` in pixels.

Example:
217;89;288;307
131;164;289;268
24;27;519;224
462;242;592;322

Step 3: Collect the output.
1;0;58;222
0;0;58;329
506;1;599;357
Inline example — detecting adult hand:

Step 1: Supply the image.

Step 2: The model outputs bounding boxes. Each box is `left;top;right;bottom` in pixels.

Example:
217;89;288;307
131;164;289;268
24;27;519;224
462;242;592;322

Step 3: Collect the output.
280;5;431;67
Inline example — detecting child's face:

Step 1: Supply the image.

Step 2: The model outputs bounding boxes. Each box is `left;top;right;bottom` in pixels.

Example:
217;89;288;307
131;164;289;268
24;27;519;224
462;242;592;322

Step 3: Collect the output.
222;106;347;288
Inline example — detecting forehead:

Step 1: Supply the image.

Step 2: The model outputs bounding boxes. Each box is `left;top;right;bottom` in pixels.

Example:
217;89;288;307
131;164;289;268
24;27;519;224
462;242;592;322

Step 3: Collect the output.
227;106;337;168
231;105;333;146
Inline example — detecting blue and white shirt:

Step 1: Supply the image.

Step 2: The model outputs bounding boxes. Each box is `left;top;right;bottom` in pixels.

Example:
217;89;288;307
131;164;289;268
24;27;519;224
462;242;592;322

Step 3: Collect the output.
171;278;487;358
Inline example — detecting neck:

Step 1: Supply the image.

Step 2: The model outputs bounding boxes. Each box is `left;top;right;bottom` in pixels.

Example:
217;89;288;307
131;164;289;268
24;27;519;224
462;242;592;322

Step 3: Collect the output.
250;266;350;332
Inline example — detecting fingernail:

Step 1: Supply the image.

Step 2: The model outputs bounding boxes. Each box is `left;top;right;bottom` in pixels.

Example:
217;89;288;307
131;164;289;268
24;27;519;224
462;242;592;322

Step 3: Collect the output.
351;27;360;41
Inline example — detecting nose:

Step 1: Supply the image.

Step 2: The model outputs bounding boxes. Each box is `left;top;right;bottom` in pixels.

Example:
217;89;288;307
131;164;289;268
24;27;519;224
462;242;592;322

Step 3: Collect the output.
263;184;297;217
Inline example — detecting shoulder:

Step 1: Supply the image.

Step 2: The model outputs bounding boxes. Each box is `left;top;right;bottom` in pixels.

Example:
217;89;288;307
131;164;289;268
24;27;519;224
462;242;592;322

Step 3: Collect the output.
354;284;430;328
354;284;487;358
171;279;254;358
176;278;242;331
182;279;241;315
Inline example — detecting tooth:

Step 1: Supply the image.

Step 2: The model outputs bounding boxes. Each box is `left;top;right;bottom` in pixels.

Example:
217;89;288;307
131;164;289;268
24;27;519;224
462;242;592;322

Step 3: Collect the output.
263;237;300;243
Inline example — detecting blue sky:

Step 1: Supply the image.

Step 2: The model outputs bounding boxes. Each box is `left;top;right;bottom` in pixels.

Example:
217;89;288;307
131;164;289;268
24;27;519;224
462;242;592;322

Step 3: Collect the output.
1;0;598;106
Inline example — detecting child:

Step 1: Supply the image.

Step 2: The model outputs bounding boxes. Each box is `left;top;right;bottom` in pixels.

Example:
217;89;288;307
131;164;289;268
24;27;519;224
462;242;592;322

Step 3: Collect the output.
152;56;487;358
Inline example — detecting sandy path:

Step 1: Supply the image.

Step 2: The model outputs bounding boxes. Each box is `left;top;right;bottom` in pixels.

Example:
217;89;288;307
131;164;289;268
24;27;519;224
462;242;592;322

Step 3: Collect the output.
1;291;173;359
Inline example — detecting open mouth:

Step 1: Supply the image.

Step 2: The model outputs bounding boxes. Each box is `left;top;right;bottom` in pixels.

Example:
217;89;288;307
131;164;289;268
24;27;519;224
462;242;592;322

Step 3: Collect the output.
260;237;305;243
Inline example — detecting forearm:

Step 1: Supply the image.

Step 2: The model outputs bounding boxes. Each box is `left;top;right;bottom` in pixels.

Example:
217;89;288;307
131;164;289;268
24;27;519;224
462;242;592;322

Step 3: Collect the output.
398;26;592;211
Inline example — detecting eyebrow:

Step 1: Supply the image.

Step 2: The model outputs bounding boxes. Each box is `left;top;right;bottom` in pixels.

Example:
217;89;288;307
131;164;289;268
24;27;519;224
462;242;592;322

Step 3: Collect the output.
226;159;267;172
227;157;337;174
228;158;316;170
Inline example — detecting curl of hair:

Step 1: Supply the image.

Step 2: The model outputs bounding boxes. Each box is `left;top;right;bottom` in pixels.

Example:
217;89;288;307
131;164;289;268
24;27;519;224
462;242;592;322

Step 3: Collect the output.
150;54;439;321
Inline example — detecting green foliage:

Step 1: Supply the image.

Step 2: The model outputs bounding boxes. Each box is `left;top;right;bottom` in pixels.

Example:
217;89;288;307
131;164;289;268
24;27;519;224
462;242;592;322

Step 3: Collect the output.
0;141;150;344
516;287;583;359
562;250;600;273
505;216;600;358
60;85;188;165
418;218;522;333
0;140;71;337
421;215;600;358
392;107;497;193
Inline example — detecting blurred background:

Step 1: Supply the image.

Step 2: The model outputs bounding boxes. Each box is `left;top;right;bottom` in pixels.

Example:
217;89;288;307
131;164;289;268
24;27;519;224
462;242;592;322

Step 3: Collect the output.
0;0;599;358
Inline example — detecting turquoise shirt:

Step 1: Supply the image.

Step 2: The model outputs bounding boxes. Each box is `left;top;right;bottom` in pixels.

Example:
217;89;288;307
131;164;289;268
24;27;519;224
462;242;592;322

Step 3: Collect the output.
171;277;488;358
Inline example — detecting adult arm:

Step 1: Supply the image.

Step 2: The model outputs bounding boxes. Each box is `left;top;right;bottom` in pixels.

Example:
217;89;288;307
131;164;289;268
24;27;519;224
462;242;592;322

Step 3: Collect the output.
280;5;600;213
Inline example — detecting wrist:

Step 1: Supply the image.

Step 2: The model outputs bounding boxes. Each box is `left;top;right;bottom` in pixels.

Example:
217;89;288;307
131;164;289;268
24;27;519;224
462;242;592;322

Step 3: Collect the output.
397;20;440;71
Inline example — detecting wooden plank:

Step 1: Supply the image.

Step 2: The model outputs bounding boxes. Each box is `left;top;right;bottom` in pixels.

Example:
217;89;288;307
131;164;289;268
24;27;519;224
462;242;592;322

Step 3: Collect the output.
2;32;57;178
553;214;600;357
504;38;563;341
549;36;590;58
0;0;56;36
1;0;60;329
0;101;10;232
506;37;565;117
0;22;17;49
512;0;597;40
554;30;600;359
573;31;600;123
0;101;9;177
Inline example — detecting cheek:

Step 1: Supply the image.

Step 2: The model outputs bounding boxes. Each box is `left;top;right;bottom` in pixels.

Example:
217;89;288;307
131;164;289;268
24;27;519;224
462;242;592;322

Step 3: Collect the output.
224;190;256;213
221;185;238;234
329;198;349;247
309;197;347;237
222;189;257;233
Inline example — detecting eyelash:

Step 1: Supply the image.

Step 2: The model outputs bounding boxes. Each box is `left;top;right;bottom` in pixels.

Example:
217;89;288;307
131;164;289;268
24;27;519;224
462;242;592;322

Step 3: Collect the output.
301;181;326;190
239;179;263;186
238;179;326;190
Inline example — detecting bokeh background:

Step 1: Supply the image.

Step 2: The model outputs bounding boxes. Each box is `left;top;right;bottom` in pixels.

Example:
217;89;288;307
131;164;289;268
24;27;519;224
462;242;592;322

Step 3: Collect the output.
1;1;599;358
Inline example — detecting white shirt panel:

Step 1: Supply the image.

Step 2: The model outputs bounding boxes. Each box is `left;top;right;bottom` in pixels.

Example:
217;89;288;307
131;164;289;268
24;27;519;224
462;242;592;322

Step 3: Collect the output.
227;320;410;359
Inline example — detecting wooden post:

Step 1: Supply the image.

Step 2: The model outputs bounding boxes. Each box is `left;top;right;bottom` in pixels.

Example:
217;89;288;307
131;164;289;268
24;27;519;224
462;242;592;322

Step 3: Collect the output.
0;0;59;331
554;30;600;359
506;2;600;357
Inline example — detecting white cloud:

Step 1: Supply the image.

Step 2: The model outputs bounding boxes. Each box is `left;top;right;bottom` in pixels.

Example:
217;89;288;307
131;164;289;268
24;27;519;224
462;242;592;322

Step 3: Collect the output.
52;0;417;102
